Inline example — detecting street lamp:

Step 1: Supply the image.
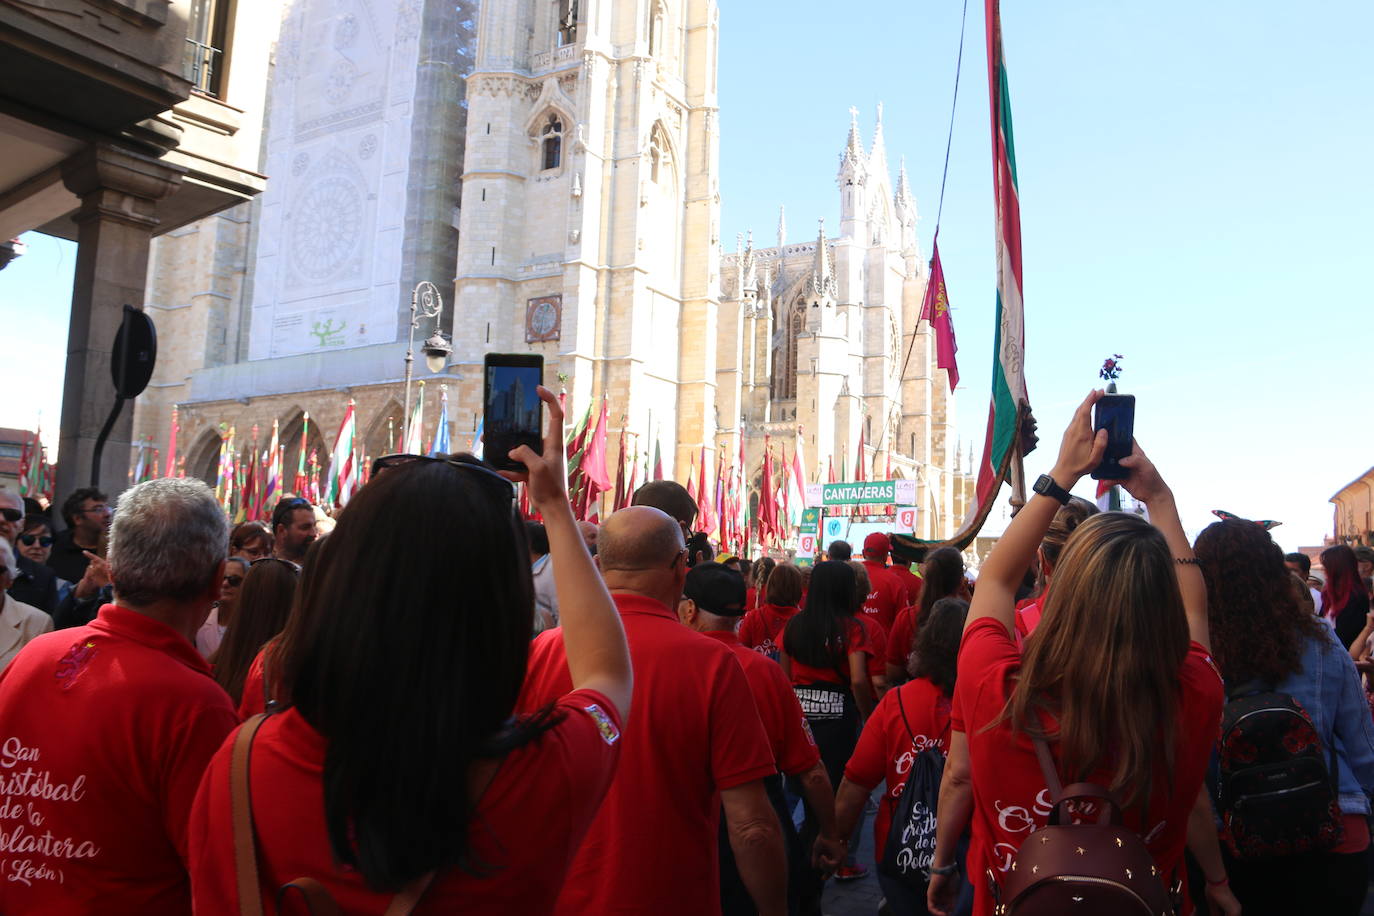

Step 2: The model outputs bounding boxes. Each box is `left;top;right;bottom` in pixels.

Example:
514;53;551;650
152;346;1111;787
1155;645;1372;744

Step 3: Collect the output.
403;281;450;447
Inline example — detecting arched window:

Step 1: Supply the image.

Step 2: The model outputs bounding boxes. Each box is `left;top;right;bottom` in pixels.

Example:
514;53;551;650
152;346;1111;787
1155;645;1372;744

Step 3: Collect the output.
541;115;563;170
648;0;665;56
771;300;804;401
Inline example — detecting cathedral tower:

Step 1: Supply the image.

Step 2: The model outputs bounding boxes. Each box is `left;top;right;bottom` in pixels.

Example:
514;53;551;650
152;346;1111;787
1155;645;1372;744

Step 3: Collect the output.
452;0;721;480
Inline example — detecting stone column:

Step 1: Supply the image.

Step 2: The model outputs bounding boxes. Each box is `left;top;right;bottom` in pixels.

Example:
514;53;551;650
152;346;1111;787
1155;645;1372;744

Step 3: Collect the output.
56;143;184;504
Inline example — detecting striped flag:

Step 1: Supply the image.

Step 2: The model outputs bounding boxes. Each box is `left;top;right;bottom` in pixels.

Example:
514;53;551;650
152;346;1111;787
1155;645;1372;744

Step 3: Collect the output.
326;401;358;508
404;381;426;455
263;419;282;515
293;413;310;495
429;387;451;457
958;0;1031;536
788;428;807;527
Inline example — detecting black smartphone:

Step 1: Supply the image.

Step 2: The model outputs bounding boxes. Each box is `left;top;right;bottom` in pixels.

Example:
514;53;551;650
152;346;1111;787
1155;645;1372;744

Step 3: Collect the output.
1090;394;1135;480
483;353;544;470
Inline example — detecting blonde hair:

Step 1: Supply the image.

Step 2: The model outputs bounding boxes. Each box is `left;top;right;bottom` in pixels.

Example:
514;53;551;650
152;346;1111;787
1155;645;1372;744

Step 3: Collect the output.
1006;512;1188;810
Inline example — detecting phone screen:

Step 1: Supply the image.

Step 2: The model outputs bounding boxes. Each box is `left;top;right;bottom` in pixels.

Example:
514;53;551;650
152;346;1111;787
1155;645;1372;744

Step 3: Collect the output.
1090;394;1135;481
483;355;544;470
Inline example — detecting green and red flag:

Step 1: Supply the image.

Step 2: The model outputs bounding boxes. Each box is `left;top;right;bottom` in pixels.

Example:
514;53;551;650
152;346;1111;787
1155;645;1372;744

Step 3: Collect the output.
968;0;1030;521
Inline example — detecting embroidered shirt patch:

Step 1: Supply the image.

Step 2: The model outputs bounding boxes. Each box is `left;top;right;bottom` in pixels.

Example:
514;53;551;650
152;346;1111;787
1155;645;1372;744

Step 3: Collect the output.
581;703;620;746
55;641;98;691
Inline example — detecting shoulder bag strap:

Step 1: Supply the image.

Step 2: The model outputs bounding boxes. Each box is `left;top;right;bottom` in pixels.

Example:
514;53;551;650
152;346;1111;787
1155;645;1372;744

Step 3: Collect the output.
231;713;271;916
895;686;916;744
1031;736;1064;801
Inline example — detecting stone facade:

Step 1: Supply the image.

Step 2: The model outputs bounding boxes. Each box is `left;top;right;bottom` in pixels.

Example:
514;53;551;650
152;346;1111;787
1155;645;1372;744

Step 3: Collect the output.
132;0;967;539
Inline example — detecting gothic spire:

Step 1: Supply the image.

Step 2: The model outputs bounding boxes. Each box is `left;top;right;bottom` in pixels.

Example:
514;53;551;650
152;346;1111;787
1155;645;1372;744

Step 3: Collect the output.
837;106;867;187
741;230;757;294
777;205;787;249
895;156;915;212
868;102;889;180
808;219;836;299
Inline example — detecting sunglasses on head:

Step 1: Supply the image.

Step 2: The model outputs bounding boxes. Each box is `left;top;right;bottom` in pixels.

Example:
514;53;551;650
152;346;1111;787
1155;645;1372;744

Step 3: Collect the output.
371;454;515;499
18;534;52;547
0;509;21;523
250;556;300;573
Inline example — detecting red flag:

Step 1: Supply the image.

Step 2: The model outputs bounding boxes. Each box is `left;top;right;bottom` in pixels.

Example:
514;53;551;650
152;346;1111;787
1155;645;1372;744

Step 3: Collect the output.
612;427;628;511
686;452;698;506
758;438;776;545
828;456;836;484
583;399;611;492
920;237;960;391
165;407;179;477
652;438;664;481
696;446;715;535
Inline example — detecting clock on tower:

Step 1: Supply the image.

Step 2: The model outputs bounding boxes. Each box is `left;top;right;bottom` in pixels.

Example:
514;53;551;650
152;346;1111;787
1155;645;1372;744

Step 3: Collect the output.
525;295;562;342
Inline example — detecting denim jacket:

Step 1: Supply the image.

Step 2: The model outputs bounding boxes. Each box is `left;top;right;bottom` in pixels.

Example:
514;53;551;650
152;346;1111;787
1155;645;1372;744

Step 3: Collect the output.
1264;624;1374;816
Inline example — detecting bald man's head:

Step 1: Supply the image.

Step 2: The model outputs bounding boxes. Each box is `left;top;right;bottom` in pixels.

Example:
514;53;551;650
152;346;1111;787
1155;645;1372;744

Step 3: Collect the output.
599;506;684;572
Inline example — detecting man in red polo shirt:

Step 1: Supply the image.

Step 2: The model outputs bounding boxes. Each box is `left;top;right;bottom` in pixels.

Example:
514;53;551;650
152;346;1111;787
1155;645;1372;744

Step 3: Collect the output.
678;562;846;914
0;477;239;914
859;532;910;633
520;506;786;916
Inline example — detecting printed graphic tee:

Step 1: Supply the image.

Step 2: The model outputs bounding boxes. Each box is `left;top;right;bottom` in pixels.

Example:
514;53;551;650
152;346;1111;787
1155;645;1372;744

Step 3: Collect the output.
0;604;238;915
189;689;623;914
952;617;1223;916
844;677;952;854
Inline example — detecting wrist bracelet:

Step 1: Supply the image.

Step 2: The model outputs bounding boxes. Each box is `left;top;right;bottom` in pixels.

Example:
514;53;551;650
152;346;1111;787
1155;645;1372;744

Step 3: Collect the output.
929;862;959;877
1205;875;1229;887
1175;557;1200;565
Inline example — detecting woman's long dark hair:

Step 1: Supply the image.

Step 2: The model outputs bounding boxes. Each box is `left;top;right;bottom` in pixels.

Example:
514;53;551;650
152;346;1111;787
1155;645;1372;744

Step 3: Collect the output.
211;557;297;703
279;455;548;891
1321;544;1365;621
916;547;965;629
909;597;969;695
783;561;857;670
1198;520;1327;685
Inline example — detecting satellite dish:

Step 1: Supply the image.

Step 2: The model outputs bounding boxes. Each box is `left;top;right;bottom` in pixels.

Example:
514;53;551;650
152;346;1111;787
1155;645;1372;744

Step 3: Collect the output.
111;305;157;398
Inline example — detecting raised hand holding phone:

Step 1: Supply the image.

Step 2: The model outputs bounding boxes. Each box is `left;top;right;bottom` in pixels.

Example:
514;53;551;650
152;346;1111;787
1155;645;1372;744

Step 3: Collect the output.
483;353;545;471
1089;393;1135;480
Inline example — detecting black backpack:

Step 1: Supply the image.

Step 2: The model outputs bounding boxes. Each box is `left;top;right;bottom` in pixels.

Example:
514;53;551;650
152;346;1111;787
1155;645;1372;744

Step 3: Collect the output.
878;691;972;915
1215;681;1343;860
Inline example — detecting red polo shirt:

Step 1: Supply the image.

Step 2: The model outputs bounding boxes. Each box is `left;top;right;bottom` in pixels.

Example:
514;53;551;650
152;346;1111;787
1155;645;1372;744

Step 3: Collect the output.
189;688;623;914
861;560;910;633
786;617;871;688
738;602;799;661
0;604;238;914
237;650;269;718
844;677;952;856
890;564;922;603
703;629;819;776
886;604;917;669
518;593;775;915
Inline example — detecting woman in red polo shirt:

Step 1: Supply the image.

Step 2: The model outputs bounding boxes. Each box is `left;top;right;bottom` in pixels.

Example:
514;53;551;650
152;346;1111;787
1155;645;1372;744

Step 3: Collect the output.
739;562;804;661
926;391;1224;916
886;547;967;685
838;596;972;914
188;387;633;915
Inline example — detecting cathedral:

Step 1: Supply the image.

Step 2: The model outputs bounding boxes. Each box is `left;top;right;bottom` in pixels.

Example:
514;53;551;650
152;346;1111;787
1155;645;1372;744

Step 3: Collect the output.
132;0;967;539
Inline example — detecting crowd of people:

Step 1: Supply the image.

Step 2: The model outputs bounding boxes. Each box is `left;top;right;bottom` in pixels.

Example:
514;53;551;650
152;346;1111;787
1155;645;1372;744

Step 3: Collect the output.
0;387;1371;915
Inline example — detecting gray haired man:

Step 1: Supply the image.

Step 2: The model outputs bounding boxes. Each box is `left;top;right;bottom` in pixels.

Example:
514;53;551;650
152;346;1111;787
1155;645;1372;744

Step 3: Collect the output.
0;478;239;913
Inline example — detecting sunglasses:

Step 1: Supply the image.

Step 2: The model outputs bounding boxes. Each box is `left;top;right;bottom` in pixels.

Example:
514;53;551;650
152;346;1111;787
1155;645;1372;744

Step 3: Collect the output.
0;509;20;523
371;454;515;498
223;575;244;588
18;534;53;547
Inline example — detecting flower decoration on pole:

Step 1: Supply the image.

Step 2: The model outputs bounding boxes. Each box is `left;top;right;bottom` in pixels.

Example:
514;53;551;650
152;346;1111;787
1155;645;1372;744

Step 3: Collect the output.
1099;354;1124;385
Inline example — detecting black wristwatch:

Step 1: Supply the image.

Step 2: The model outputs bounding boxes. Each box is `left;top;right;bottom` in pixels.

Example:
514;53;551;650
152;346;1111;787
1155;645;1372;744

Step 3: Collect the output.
1032;474;1072;506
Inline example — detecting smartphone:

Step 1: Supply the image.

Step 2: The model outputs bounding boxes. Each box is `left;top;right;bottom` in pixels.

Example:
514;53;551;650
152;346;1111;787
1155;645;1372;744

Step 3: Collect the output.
483;353;544;470
1090;394;1135;481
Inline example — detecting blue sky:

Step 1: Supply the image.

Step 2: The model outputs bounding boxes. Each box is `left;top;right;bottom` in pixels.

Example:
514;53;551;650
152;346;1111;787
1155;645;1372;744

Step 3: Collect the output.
3;0;1370;549
719;0;1373;549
